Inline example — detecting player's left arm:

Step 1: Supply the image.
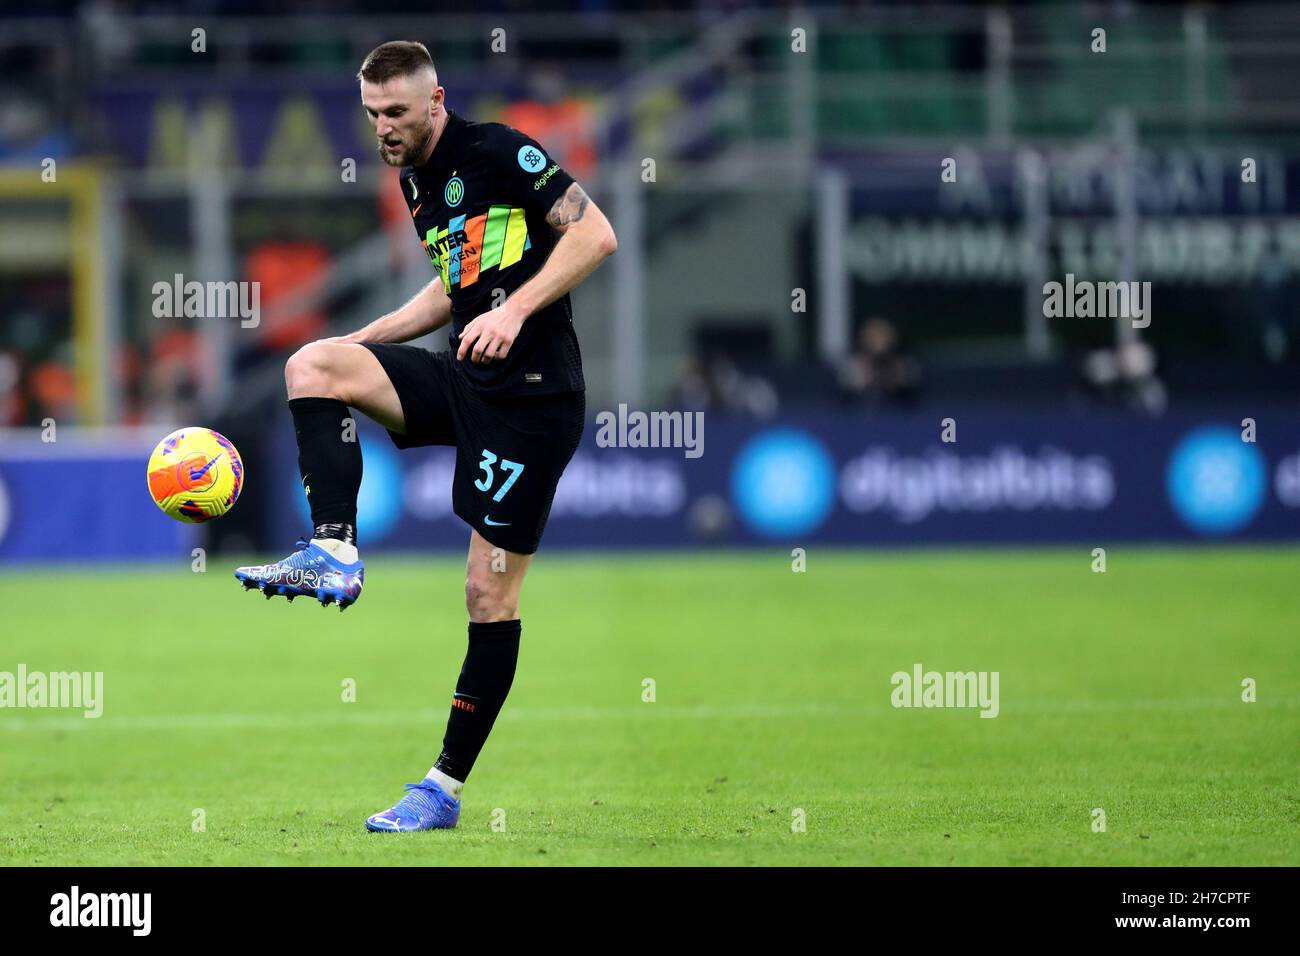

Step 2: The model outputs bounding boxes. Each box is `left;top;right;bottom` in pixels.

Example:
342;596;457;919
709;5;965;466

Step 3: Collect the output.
457;182;617;364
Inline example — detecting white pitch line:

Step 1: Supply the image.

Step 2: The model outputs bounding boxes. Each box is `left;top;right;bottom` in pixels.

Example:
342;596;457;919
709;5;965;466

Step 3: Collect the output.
0;696;1296;734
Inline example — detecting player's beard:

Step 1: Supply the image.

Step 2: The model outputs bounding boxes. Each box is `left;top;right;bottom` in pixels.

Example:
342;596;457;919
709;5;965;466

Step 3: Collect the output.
378;115;435;168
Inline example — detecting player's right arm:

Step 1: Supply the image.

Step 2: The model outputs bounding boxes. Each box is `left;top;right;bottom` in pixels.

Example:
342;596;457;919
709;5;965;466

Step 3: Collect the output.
328;276;452;345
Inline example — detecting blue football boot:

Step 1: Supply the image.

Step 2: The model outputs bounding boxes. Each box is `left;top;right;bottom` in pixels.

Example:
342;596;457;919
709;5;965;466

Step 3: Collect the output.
365;778;462;832
234;539;364;610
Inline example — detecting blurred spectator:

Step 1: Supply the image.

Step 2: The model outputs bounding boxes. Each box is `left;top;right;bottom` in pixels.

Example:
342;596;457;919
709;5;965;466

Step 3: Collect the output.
145;314;202;424
79;0;136;72
837;317;922;407
243;240;331;351
29;353;77;424
1;293;74;425
671;350;778;418
116;341;145;425
1240;245;1296;363
0;352;24;426
1078;339;1167;416
0;95;72;164
502;68;598;183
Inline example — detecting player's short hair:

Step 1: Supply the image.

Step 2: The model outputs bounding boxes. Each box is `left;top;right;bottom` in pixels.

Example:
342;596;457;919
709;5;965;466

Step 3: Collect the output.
357;41;436;84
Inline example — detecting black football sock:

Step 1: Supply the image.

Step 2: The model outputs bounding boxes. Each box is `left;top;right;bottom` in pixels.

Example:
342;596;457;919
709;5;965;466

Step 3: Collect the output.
288;397;361;542
433;619;522;782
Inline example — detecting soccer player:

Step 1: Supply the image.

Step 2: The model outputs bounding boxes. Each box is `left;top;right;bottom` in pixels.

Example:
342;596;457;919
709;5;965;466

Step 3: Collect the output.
233;41;616;832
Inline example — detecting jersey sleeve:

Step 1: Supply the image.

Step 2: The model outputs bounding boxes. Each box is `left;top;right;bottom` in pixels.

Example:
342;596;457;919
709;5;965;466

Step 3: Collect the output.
485;124;577;221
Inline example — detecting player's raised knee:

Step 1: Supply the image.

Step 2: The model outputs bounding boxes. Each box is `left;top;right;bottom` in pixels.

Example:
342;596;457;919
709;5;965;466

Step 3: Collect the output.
286;341;345;400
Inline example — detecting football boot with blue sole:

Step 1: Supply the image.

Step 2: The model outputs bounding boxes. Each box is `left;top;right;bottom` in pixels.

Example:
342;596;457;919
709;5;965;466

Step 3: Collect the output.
234;539;364;611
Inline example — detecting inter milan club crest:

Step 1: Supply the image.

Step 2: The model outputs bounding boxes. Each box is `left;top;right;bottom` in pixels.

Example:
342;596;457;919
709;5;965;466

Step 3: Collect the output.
445;175;464;207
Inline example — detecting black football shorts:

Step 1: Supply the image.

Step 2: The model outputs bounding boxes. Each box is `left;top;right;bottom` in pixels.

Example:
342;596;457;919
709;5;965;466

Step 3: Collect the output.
362;343;584;554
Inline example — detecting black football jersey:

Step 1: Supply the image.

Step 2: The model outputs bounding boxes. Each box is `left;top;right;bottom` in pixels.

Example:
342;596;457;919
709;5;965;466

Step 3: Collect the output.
399;109;585;397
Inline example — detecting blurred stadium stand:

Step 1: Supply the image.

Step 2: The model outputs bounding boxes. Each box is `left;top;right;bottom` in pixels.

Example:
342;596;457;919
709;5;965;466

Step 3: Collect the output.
4;2;1300;433
4;2;1300;556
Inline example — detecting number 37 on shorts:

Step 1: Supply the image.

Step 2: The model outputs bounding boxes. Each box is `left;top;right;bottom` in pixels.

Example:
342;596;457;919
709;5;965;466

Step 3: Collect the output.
474;449;525;503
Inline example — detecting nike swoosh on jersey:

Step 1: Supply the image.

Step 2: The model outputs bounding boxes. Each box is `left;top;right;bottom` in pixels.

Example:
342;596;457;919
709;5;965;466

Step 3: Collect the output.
483;516;511;527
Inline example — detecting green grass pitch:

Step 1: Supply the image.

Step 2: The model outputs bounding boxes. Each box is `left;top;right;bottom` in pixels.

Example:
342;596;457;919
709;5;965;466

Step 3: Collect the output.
1;547;1297;866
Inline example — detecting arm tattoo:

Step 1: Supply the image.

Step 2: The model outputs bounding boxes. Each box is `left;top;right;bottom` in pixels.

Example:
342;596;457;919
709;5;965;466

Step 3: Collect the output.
546;182;590;229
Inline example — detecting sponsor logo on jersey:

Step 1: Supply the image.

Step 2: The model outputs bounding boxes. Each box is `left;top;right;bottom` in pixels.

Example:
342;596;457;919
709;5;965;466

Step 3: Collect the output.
430;229;472;254
532;163;561;191
424;205;533;291
517;145;547;173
